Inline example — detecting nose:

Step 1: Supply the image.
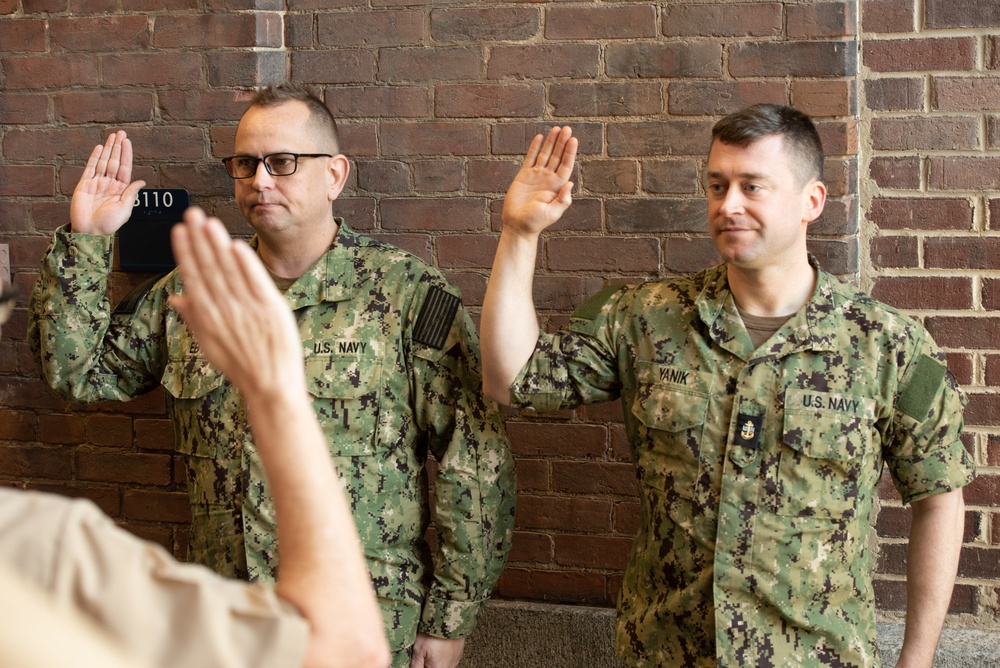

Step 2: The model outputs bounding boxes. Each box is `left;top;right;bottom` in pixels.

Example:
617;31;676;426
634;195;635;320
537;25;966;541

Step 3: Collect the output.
718;185;745;217
250;160;275;189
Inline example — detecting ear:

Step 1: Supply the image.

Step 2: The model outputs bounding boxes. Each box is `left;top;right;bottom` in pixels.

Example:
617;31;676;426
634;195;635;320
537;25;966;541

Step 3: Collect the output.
802;179;827;224
326;154;351;202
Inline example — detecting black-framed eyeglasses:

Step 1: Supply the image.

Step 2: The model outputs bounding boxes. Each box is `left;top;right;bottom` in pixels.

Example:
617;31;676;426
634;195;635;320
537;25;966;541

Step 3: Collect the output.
0;285;14;327
221;153;334;179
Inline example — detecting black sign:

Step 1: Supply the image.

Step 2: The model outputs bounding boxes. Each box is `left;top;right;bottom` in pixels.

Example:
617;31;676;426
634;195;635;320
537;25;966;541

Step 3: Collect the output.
118;188;191;272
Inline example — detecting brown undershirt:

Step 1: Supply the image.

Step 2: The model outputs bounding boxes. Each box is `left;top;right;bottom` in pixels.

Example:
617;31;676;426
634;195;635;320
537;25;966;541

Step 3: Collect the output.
736;307;792;350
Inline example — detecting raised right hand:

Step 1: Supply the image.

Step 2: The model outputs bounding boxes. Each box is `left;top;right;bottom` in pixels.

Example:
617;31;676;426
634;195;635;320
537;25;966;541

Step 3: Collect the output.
70;131;146;235
501;125;578;239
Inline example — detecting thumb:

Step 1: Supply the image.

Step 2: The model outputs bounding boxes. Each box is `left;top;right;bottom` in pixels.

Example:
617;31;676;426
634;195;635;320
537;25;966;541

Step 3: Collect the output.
121;180;147;207
555;181;574;206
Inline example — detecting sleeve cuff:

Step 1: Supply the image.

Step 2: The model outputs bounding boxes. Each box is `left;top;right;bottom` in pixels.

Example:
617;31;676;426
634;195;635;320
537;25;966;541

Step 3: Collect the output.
418;595;486;638
890;439;977;505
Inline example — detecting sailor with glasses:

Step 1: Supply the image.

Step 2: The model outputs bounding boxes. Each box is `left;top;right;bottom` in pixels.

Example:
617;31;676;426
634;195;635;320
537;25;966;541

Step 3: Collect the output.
28;82;514;668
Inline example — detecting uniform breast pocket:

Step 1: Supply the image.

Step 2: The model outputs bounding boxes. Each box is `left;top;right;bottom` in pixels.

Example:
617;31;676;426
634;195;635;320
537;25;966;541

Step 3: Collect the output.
778;390;877;520
161;359;226;458
631;381;709;501
307;354;383;457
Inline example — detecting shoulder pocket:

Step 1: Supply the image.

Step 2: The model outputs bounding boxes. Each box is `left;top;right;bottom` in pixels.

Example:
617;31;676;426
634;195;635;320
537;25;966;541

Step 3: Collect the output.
307;354;383;457
161;360;225;458
778;389;878;519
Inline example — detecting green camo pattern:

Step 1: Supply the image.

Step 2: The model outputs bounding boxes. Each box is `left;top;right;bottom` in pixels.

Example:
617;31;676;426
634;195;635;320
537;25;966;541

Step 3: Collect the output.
511;257;975;667
29;222;515;656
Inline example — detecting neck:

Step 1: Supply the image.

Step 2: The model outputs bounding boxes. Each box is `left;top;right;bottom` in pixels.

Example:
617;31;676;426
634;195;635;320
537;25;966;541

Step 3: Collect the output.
257;220;340;279
726;255;816;317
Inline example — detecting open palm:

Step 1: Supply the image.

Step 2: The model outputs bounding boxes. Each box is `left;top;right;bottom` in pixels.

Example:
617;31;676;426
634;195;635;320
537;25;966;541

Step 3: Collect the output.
70;130;146;235
502;126;578;237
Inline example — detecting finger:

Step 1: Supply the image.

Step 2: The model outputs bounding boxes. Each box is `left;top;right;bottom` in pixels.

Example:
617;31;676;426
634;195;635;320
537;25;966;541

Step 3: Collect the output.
534;126;562;169
81;143;104;182
520;133;544;170
555;181;574;205
554;135;578;182
117;134;135;184
93;133;118;179
120;179;146;208
105;131;126;184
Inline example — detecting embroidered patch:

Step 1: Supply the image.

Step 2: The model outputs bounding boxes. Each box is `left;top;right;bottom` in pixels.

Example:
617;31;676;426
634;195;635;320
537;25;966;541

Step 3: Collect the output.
898;354;947;420
113;273;167;316
414;286;460;350
734;412;763;450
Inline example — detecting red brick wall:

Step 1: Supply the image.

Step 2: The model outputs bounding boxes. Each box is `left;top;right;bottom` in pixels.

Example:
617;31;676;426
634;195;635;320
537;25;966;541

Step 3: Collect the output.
861;0;1000;624
0;0;995;627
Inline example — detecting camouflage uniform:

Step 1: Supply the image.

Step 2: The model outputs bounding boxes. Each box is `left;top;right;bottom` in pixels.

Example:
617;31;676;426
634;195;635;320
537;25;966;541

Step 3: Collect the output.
511;257;975;667
29;221;515;661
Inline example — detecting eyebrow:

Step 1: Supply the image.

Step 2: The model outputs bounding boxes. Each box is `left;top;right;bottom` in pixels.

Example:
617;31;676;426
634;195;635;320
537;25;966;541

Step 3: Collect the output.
707;170;771;181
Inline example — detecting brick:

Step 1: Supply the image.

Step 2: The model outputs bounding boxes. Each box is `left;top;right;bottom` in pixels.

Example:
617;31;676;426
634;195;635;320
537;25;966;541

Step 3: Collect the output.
505;422;607;457
115;126;206;162
730;40;856;77
810;198;857;236
869;197;973;231
431;7;539;41
864;78;924;112
357;160;410;194
284;12;313;47
515;459;550;494
0;409;35;441
961;474;1000;507
614;500;640;535
862;0;914;33
871;276;973;310
545;6;656;39
791;80;856;117
934;77;1000;112
607;121;713;157
944;352;974;385
207;50;285;88
126;0;201;9
927;316;1000;350
378;46;484;83
381;121;488;156
436;234;500;269
582;159;638;195
546;237;659;274
868;156;920;190
467;159;519;194
985;278;1000;311
551;461;638;497
787;1;856;38
413;160;464;192
50;16;149;51
488;44;600;80
824;157;858;198
0;445;72;479
925;238;1000;270
509;531;554;564
336;123;378;157
159;89;249;122
2;54;99;89
669;81;786;117
435;83;544;118
155;13;279;48
990;434;1000;467
932;156;1000;191
324;86;430;119
0;93;49;124
0;0;16;10
874;579;975;614
993;36;1000;70
815;119;858;157
517;495;613;533
989;117;1000;150
555;534;632;569
663;3;781;37
872;116;979;151
134;418;174;452
926;0;1000;28
809;237;858;275
291;50;376;85
4;128;103;161
444;271;487;308
864;38;976;73
991;199;1000;231
496;568;608;605
642;159;700;195
122;489;191;522
550;82;661;118
76;451;172;485
85;414;133;448
492;122;604;157
606;41;722;79
958;546;1000;579
331;197;376;230
381;198;488;231
54;91;155;124
318;10;423;47
606;199;706;234
664;236;720;274
0;19;47;51
23;0;65;11
103;52;204;86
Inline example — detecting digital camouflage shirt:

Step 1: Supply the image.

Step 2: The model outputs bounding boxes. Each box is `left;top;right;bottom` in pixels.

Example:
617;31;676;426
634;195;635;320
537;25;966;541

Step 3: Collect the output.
29;222;515;659
511;258;974;668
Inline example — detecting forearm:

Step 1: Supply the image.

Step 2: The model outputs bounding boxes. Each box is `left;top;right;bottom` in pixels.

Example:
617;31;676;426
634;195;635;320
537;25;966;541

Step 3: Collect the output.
481;229;543;404
897;489;965;668
250;389;388;668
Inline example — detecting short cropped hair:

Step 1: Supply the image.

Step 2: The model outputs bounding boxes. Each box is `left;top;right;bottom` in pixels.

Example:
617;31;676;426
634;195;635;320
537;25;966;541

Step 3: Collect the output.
249;82;340;153
711;104;824;185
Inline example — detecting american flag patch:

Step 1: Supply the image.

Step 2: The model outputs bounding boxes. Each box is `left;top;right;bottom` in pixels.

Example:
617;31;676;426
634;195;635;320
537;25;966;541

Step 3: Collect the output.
413;286;460;350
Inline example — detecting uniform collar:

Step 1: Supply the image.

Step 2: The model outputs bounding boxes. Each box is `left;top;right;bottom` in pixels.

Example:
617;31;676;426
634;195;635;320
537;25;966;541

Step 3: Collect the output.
249;218;358;309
